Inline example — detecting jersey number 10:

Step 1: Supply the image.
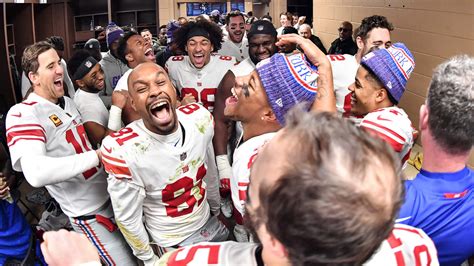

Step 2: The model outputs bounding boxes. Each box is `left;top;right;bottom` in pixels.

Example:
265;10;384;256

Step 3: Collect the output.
65;124;98;180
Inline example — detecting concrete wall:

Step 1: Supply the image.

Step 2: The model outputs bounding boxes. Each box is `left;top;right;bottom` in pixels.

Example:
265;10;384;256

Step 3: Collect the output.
313;0;474;166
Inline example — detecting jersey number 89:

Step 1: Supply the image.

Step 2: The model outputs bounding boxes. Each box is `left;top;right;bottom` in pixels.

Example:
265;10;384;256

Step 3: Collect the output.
181;88;216;112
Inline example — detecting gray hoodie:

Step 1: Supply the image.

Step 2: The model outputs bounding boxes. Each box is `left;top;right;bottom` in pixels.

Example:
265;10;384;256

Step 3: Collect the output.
98;51;129;108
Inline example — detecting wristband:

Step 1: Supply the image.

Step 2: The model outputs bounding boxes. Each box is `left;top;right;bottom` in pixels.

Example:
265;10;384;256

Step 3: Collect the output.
108;105;122;131
216;154;231;171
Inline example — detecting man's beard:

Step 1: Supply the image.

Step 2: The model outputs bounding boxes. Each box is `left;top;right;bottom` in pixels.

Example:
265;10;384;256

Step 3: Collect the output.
83;82;101;93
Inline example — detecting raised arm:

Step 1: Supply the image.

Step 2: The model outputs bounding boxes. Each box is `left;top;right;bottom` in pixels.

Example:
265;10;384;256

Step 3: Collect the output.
277;34;336;113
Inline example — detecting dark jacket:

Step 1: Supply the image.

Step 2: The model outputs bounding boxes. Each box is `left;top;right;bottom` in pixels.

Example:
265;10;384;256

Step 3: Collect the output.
309;35;327;55
328;38;358;55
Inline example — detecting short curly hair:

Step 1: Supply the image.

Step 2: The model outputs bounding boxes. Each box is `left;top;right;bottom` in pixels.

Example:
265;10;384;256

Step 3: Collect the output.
427;55;474;154
356;15;394;41
173;20;223;52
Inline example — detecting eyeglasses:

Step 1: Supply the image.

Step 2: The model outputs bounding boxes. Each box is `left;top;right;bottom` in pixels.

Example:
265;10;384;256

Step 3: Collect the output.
338;27;350;33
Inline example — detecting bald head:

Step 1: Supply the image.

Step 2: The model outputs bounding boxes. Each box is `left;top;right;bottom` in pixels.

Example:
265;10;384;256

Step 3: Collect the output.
128;62;167;94
342;21;353;30
339;21;353;40
248;109;403;265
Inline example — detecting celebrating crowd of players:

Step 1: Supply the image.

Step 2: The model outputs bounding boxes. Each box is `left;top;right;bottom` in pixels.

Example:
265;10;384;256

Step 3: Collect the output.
1;9;473;266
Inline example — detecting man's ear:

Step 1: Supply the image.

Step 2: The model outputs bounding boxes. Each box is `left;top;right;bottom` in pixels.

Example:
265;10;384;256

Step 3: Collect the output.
375;88;387;103
129;93;138;112
419;103;429;130
75;79;85;88
356;36;364;50
28;71;39;86
125;52;134;63
262;108;277;123
268;234;290;260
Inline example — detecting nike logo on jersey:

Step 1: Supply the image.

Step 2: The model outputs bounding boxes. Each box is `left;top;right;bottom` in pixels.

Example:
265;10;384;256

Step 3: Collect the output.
103;146;112;154
11;113;22;117
377;115;392;122
395;216;412;223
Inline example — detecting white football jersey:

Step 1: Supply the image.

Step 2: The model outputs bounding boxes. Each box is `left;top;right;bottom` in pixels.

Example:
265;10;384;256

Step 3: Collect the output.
166;54;237;112
328;54;359;117
113;69;132;92
101;103;214;247
158;241;260;266
359;106;414;165
157;225;437;266
218;36;249;62
231;133;276;224
73;89;109;127
6;93;108;217
365;224;439;265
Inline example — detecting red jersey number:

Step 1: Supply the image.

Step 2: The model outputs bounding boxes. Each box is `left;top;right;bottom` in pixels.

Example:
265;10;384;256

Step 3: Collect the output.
387;228;432;266
172;56;184;61
65;124;98;179
168;245;220;265
329;54;346;61
181;88;216;111
109;127;138;146
219;55;233;61
162;164;207;217
178;103;201;115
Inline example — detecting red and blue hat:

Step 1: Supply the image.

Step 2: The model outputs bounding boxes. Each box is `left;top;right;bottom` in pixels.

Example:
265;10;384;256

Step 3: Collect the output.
361;43;415;103
256;53;318;125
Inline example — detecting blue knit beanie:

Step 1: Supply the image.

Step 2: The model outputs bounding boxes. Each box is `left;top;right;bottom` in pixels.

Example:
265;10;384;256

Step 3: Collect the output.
256;53;318;125
166;20;181;44
106;22;124;48
361;43;415;103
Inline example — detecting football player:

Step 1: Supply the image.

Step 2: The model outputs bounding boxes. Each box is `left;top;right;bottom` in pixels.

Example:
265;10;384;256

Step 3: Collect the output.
218;10;249;62
165;19;236;113
329;15;394;118
6;41;135;265
69;50;127;147
349;43;415;165
112;30;156;125
212;20;279;217
100;62;226;265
